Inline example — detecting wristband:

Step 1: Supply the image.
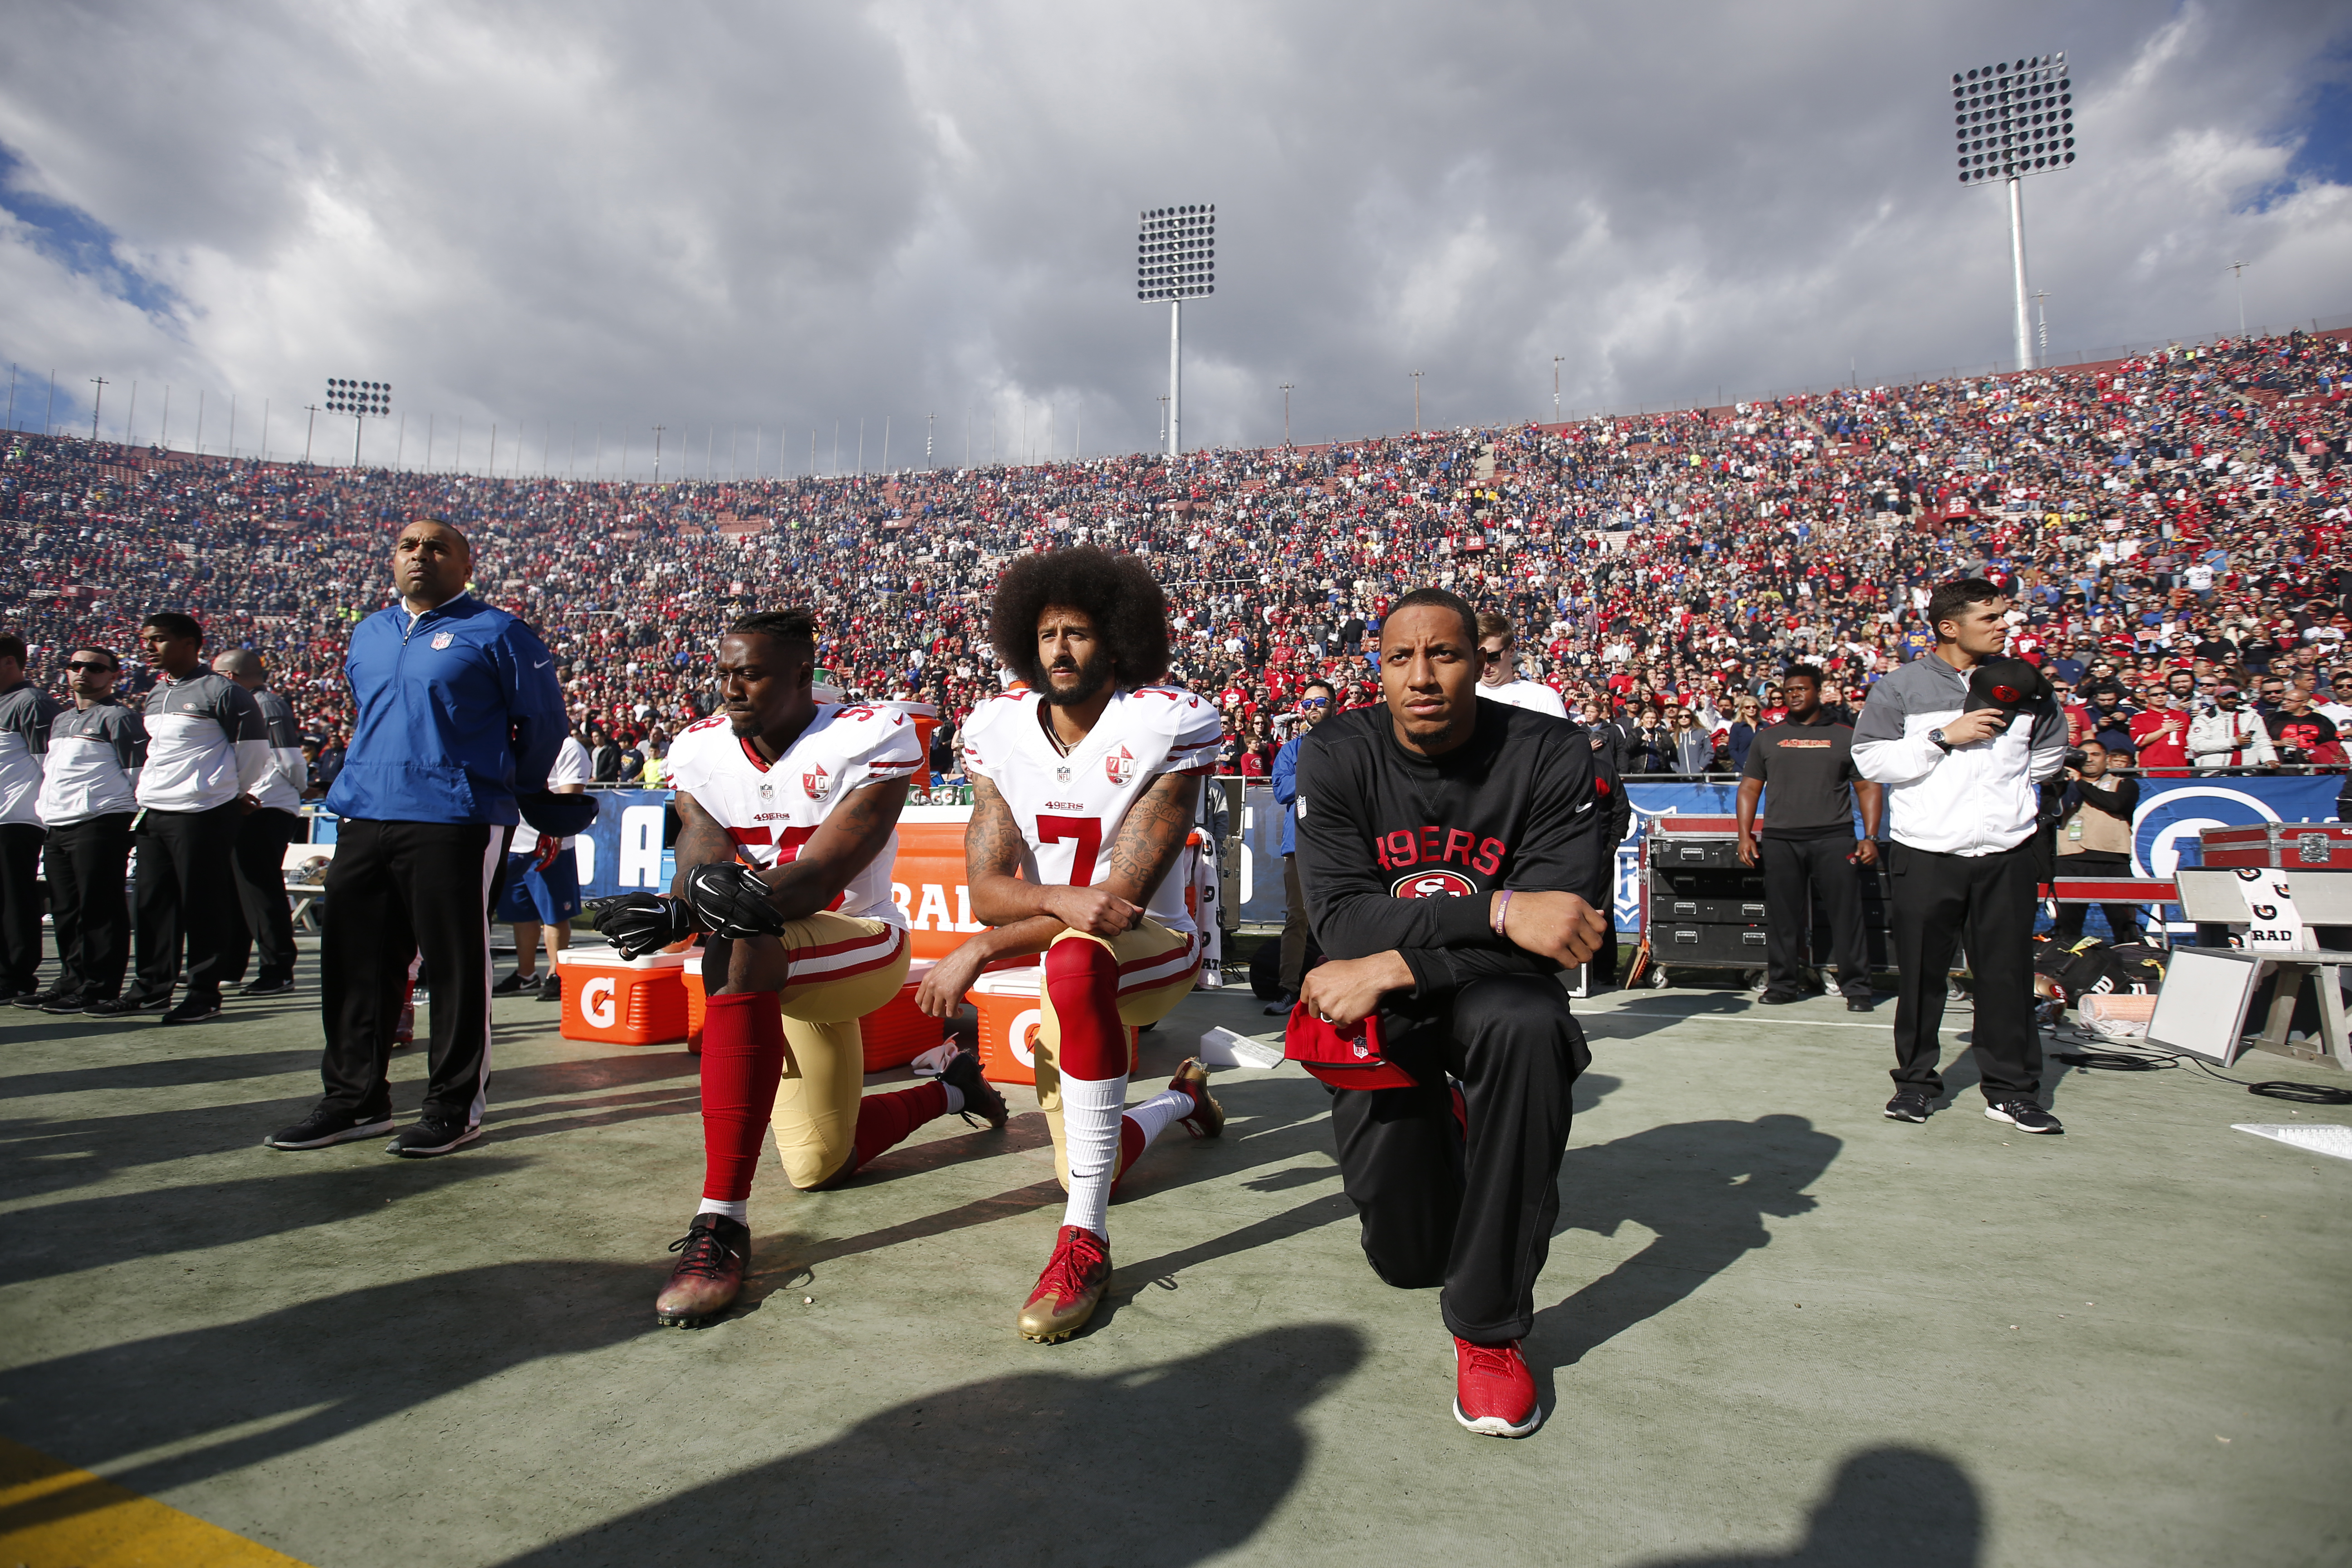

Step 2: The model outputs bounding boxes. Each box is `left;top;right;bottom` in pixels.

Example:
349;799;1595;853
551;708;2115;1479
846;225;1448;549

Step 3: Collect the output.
1491;889;1513;936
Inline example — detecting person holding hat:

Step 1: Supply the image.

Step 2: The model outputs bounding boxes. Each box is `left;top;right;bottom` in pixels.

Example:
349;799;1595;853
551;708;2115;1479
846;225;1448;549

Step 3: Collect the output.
2186;685;2275;770
1852;578;2069;1135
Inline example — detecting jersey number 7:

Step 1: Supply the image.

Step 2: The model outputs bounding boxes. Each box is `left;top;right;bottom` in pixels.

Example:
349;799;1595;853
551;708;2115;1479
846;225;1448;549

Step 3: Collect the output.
1036;814;1102;886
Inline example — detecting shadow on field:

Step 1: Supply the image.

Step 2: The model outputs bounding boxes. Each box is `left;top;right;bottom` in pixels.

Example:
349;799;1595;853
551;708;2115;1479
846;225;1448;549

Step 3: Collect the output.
492;1323;1366;1568
1629;1445;1980;1567
0;1260;662;1539
1532;1113;1841;1377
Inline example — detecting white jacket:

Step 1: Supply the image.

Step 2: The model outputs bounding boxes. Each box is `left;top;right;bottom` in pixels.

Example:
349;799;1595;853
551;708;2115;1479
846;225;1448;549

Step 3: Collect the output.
1851;653;2068;856
2185;706;2276;770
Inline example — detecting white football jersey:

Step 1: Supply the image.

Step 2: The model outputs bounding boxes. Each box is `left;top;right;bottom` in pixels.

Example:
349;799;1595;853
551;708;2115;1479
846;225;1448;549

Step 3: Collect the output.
667;703;924;926
960;685;1223;932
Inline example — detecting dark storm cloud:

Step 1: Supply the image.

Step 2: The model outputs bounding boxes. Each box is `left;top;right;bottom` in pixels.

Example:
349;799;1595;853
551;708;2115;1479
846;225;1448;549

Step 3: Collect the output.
0;0;2345;469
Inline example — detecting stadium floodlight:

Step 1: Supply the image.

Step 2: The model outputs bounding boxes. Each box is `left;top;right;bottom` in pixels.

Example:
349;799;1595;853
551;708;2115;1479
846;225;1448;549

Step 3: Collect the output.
325;376;392;466
1950;52;2075;372
1137;202;1215;456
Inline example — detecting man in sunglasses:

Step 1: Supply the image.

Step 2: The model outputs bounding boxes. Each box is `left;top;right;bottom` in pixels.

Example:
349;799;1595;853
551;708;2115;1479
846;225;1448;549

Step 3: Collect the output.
0;634;64;1003
1266;677;1336;1014
2316;670;2352;731
1474;612;1569;719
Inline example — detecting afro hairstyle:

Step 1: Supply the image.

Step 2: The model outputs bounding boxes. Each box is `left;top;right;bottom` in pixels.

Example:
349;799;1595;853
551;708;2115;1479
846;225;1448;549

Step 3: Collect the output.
989;546;1171;689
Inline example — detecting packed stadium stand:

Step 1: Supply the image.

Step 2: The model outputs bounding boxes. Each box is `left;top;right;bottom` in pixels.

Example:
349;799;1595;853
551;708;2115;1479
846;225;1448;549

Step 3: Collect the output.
5;328;2348;779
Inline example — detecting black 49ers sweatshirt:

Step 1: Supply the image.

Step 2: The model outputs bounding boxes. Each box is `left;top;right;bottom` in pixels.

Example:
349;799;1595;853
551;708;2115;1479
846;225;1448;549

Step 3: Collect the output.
1294;698;1601;1009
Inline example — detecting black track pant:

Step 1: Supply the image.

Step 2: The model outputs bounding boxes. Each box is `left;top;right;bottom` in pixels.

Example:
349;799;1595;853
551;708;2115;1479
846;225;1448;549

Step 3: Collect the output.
131;804;244;1001
1886;838;2041;1104
318;820;508;1127
0;822;44;991
44;814;133;997
228;807;304;983
1762;834;1869;997
1279;854;1310;995
1328;973;1588;1345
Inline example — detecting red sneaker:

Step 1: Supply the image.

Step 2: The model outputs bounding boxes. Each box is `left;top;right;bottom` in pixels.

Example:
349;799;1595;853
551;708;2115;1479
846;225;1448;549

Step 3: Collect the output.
1017;1225;1112;1343
1168;1057;1225;1138
1452;1337;1542;1437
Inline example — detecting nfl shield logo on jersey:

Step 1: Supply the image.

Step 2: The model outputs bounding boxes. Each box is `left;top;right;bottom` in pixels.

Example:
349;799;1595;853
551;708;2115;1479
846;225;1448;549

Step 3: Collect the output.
802;763;832;802
1105;745;1137;785
431;632;454;650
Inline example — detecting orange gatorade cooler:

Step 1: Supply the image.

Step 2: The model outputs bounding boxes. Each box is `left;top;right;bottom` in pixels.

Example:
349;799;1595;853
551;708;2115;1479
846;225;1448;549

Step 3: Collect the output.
860;958;946;1072
558;948;691;1046
967;965;1135;1087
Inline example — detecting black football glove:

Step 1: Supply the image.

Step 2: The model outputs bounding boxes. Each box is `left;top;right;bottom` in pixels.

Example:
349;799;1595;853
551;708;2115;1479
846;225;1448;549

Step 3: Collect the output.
587;892;700;960
680;861;789;940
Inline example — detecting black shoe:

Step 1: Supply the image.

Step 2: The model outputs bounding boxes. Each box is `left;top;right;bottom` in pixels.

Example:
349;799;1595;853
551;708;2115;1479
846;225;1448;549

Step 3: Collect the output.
12;987;66;1009
940;1047;1009;1130
1984;1098;2063;1135
1883;1091;1932;1122
387;1116;482;1157
1756;990;1806;1005
1261;991;1298;1017
87;992;172;1017
1845;995;1874;1013
0;986;33;1004
266;1105;397;1149
161;994;225;1025
240;974;295;996
491;970;534;996
39;988;98;1014
535;974;562;1003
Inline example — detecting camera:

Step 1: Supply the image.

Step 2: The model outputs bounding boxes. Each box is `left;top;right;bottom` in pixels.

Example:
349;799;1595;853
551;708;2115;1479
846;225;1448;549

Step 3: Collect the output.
2061;747;2089;770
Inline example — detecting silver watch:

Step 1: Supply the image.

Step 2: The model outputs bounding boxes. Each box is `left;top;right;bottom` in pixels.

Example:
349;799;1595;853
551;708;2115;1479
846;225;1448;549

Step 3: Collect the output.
1929;728;1953;754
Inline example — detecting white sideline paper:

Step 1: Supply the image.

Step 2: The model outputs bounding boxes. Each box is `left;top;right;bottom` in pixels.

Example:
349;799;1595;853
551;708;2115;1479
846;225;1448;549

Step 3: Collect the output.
1196;1026;1284;1070
2232;1123;2352;1161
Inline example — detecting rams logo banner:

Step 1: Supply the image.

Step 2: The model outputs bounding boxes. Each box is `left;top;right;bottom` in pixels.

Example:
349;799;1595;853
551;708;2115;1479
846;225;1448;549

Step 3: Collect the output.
1393;869;1476;899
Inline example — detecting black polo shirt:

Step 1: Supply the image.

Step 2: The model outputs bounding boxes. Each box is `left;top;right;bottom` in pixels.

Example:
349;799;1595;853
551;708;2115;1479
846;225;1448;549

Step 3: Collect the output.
1741;716;1861;840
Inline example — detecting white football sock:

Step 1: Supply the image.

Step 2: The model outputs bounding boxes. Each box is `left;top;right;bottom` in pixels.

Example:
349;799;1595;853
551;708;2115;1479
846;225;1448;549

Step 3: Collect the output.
1058;1072;1127;1239
941;1082;966;1116
1122;1087;1195;1149
696;1198;749;1223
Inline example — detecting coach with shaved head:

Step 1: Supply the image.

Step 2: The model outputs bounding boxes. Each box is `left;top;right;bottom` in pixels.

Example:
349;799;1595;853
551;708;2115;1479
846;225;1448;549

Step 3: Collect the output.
267;519;568;1158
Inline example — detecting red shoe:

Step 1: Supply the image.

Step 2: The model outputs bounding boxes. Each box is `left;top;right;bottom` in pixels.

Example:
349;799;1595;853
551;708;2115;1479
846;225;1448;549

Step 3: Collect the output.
1017;1225;1111;1343
1168;1057;1225;1138
1452;1337;1542;1437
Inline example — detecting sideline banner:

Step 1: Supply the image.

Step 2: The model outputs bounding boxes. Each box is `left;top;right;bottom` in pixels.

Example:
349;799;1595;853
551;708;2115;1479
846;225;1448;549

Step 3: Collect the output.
316;775;2342;932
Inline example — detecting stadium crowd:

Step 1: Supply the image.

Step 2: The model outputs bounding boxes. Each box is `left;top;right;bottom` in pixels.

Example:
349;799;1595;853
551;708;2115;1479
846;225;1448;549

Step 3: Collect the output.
5;328;2350;776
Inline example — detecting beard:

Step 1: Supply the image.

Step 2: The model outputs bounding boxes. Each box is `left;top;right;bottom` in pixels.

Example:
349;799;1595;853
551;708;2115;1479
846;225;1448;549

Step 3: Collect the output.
1039;657;1116;707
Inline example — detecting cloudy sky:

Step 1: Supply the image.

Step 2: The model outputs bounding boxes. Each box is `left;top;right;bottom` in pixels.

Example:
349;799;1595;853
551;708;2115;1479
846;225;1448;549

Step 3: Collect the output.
1;0;2346;475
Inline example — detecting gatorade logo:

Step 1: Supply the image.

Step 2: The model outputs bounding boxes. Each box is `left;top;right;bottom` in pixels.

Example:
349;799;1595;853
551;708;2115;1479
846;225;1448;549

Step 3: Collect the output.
581;976;618;1029
1009;1008;1042;1069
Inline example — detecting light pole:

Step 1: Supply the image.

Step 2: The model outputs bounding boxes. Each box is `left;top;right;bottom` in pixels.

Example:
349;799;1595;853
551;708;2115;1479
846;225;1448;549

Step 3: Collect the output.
1279;383;1295;447
325;377;390;466
1951;52;2076;372
2033;289;2051;360
1137;202;1215;456
2228;260;2249;336
652;424;666;482
303;405;322;464
1552;356;1564;424
88;377;108;441
1410;370;1424;434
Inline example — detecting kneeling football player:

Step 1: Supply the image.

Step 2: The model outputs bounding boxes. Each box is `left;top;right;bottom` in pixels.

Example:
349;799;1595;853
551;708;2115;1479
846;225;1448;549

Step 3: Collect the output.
917;547;1226;1343
593;610;1008;1328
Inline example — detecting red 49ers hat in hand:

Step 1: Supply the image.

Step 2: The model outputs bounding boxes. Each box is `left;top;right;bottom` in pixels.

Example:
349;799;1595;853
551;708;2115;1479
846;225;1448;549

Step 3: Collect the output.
1284;1004;1419;1090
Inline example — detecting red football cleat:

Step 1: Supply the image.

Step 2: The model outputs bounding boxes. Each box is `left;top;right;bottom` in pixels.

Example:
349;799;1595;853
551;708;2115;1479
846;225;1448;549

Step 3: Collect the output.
1017;1225;1112;1343
1452;1337;1543;1437
1168;1057;1225;1138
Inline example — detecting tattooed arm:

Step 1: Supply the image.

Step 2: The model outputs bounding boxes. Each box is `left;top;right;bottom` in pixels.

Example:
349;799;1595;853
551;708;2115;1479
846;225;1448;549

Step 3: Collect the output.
750;774;910;922
918;771;1201;1015
669;789;738;896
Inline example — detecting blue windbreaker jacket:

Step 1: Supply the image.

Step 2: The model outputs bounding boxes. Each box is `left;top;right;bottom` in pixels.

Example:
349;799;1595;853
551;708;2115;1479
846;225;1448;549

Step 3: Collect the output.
324;595;568;825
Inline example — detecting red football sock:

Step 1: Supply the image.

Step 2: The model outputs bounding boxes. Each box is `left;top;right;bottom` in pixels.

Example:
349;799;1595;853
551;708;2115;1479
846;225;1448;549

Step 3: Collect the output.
1045;939;1124;1079
850;1081;950;1171
1109;1117;1147;1197
700;992;786;1202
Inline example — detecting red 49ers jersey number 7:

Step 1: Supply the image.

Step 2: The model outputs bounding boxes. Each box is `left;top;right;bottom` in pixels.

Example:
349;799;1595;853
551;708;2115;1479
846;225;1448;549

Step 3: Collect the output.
960;686;1222;933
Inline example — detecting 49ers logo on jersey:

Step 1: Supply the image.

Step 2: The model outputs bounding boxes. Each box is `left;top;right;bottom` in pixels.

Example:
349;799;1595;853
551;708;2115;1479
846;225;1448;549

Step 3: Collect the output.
802;762;833;802
1106;745;1137;786
1392;869;1476;899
